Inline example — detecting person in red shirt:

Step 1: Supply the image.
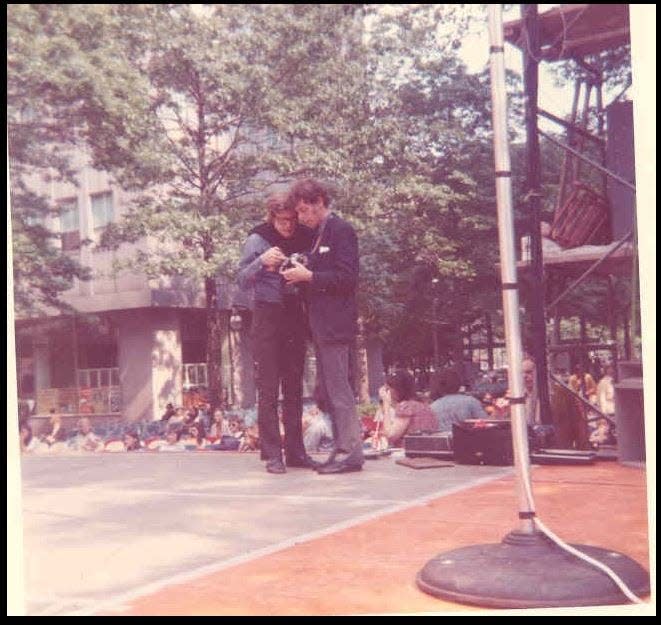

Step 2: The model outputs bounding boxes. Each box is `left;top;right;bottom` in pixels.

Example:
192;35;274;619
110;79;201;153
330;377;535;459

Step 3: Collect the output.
381;369;438;446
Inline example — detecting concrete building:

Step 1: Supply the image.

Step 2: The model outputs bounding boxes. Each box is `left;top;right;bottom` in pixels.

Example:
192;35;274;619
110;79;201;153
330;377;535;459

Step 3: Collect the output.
15;162;221;426
14;160;385;429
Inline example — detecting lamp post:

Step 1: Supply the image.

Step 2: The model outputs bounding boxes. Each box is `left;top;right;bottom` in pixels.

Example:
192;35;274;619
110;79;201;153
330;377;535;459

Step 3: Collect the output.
431;278;440;369
227;309;243;408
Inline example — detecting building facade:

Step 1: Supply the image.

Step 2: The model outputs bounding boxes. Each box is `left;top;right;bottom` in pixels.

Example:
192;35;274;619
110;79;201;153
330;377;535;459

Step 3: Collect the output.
14;161;385;426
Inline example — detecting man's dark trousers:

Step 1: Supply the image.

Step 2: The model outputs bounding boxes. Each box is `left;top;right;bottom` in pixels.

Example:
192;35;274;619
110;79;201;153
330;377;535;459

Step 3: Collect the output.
253;299;307;462
314;340;363;459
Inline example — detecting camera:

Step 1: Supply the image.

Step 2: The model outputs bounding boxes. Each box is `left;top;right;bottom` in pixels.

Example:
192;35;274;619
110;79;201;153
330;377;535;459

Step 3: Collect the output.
279;252;309;273
279;252;309;296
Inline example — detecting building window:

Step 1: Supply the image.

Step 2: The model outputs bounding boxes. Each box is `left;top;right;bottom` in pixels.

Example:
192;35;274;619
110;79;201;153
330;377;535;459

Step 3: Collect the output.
75;367;122;414
183;362;208;390
59;199;80;251
91;191;114;230
78;367;120;389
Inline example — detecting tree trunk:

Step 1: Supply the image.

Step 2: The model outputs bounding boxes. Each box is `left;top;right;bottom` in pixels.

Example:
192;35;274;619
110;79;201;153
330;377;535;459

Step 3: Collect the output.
579;316;588;344
355;317;371;404
486;312;494;371
623;311;632;360
205;276;225;412
229;319;244;408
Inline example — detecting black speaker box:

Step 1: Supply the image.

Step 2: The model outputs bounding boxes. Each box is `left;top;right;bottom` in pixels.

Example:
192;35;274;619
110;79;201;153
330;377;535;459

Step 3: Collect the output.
403;431;453;459
452;420;513;466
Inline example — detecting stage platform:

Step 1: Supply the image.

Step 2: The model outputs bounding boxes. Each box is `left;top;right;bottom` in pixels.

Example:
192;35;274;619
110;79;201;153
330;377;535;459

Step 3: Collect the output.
516;240;636;278
17;452;652;616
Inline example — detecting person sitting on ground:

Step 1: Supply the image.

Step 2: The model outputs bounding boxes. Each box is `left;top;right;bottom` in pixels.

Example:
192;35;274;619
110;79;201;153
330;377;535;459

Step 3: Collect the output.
227;415;244;440
184;407;199;426
179;423;207;449
70;417;104;452
365;385;396;451
381;369;438;447
302;404;334;453
223;415;254;451
40;412;68;448
429;368;489;432
208;408;230;439
239;424;260;452
196;402;212;430
123;430;143;451
481;392;496;417
19;420;39;453
167;407;186;426
158;426;186;452
160;402;177;422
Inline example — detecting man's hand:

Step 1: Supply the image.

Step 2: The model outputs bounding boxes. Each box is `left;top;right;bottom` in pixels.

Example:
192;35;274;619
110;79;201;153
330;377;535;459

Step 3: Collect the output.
282;259;313;284
260;246;286;272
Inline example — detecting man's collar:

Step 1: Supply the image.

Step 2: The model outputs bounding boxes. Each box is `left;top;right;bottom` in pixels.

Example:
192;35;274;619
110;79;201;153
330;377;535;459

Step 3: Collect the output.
315;211;332;234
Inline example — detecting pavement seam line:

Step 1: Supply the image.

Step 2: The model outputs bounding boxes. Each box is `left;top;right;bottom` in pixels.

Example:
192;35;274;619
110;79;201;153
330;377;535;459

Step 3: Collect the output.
67;469;513;616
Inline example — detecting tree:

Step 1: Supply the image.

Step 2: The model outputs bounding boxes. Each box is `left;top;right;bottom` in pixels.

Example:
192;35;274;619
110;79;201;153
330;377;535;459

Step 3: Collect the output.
339;6;517;369
8;5;94;316
8;4;168;317
75;4;371;408
10;3;537;393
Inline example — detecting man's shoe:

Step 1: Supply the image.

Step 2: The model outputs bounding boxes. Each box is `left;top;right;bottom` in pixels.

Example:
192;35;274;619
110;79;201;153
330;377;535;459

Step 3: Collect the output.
315;459;363;474
314;450;337;468
286;453;321;469
266;458;286;474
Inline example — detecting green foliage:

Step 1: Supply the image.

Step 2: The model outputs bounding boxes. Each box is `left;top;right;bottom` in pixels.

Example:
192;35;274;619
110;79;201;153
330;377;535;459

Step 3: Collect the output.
357;402;379;418
347;6;511;363
550;45;632;94
16;4;624;372
7;5;99;316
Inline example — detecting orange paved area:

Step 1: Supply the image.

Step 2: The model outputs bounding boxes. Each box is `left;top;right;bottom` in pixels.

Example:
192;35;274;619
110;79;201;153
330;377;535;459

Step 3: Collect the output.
103;463;650;615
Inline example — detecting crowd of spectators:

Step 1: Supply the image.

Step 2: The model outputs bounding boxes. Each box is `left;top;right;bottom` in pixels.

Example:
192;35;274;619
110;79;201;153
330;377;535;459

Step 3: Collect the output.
18;402;261;455
18;358;617;456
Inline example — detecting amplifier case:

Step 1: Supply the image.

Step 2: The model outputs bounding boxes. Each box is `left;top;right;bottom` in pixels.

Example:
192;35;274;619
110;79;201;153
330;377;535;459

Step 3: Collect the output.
452;420;513;466
403;432;453;458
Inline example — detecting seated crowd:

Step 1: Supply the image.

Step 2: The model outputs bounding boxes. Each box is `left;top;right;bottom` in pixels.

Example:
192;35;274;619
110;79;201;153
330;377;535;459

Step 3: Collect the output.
17;368;507;457
18;403;261;455
18;360;616;456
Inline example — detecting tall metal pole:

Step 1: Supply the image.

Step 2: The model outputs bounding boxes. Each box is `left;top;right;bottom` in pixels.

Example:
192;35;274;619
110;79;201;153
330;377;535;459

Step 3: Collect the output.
432;296;439;368
522;4;552;424
488;4;534;533
416;7;649;606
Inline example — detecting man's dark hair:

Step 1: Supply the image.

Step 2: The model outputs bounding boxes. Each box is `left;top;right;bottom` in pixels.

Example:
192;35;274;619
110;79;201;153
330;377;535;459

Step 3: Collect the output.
387;369;417;402
429;368;462;400
285;178;330;210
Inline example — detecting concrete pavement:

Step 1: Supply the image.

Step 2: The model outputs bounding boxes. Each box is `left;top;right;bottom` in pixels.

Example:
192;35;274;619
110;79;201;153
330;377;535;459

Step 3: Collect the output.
19;451;512;616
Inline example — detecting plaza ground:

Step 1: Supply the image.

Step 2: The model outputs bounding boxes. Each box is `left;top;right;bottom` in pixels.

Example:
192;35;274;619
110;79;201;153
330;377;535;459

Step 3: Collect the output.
17;451;653;616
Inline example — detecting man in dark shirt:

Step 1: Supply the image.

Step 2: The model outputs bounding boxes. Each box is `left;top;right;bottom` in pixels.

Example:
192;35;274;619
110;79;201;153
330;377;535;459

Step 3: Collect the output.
282;178;364;474
237;193;314;474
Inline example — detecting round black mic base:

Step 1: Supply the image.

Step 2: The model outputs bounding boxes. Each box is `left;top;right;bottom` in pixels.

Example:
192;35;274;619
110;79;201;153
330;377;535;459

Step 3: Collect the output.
416;531;650;609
